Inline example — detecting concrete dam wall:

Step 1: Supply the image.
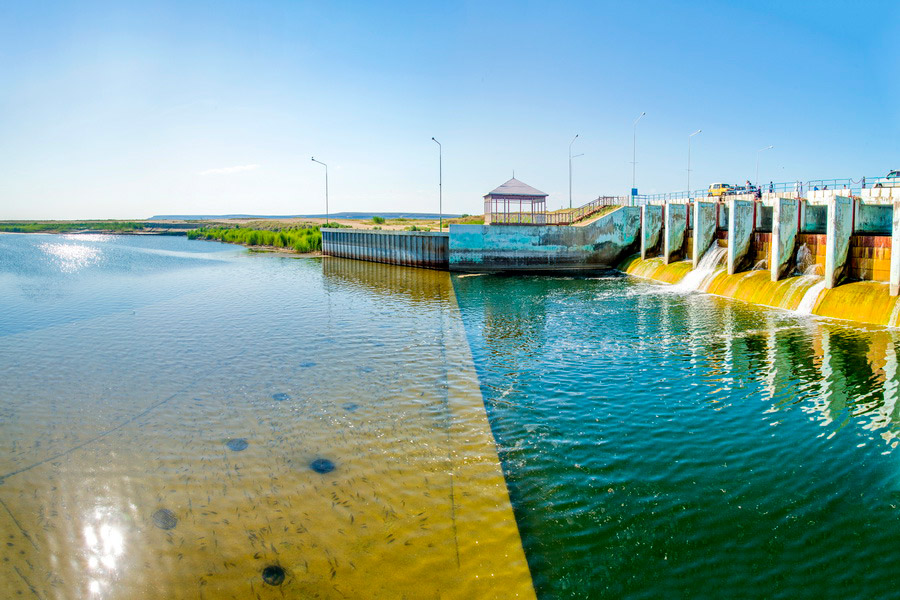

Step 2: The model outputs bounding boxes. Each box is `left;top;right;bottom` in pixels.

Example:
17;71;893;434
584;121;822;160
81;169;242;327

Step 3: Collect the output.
623;196;900;328
448;207;641;272
321;195;900;329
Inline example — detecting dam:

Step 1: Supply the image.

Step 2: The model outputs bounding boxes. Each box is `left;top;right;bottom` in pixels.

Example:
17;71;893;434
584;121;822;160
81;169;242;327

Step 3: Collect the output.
322;177;900;328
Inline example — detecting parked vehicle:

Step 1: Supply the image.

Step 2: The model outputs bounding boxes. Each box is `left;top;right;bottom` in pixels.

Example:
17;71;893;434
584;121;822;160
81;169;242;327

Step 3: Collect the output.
724;184;759;197
708;182;733;197
874;169;900;188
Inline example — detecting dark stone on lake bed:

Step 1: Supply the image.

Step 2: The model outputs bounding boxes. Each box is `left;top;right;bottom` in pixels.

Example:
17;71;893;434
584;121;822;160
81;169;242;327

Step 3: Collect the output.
272;392;290;402
151;508;177;530
261;564;285;586
299;361;316;368
342;402;359;412
226;438;248;451
310;458;335;474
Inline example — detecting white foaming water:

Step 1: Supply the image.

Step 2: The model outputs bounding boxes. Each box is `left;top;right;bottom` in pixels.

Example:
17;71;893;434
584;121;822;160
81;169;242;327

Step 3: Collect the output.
795;243;812;272
888;299;900;328
804;263;822;276
777;275;818;309
795;243;823;276
675;245;727;292
796;280;827;315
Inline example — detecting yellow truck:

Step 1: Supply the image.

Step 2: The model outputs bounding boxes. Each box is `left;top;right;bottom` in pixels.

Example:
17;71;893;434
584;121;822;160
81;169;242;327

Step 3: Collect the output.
707;182;733;197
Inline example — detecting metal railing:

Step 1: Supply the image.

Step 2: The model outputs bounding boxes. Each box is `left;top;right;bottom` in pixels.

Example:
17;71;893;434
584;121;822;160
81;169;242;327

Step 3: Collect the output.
629;176;891;204
488;174;898;226
490;195;626;226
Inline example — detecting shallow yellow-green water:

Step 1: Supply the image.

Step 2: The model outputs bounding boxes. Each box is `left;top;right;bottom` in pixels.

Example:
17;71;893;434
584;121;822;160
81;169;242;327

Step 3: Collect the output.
0;234;533;599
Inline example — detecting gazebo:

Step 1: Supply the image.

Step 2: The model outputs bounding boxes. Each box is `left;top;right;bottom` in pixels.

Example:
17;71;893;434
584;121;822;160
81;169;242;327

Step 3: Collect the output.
483;178;549;225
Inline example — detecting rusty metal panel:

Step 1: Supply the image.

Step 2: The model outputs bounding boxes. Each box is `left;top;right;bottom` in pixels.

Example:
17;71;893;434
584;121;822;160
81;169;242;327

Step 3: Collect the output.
321;228;449;270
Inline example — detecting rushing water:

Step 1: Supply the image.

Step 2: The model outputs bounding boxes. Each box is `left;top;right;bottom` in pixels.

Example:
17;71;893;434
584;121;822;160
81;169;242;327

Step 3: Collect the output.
6;233;900;599
0;234;532;599
674;245;727;292
452;274;900;599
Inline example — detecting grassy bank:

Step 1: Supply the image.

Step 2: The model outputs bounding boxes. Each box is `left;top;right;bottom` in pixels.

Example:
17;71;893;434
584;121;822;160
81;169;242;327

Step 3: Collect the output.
0;221;146;233
187;225;336;253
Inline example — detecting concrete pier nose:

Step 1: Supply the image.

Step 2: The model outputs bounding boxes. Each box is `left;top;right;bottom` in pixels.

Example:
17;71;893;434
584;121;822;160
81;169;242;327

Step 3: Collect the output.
825;196;853;288
664;203;688;264
641;205;663;260
771;197;800;281
693;201;718;268
727;199;755;275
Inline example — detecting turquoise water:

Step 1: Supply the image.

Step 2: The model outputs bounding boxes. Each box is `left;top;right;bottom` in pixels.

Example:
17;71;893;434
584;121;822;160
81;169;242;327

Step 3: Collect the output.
453;274;900;599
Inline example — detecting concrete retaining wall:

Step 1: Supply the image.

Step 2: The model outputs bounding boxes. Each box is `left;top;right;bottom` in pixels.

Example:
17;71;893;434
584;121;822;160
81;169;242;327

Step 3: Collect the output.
718;204;730;231
756;205;774;232
856;202;892;234
751;232;772;269
449;207;640;272
893;202;900;296
807;188;852;204
802;204;827;233
862;187;900;203
796;233;827;274
322;228;449;270
848;235;891;282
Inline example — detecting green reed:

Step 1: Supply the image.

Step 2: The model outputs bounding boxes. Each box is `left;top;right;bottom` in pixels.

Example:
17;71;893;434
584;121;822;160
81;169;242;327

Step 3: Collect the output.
187;225;324;252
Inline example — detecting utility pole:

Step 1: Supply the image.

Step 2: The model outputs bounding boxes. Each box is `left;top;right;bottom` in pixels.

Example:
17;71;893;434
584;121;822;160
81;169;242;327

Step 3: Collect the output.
632;112;646;193
688;129;701;194
569;134;579;210
311;157;328;225
431;137;442;231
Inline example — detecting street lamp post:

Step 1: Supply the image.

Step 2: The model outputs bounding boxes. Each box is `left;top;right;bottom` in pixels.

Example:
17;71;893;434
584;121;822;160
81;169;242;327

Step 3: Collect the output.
688;129;702;194
311;157;328;226
632;112;646;193
568;134;579;210
756;145;774;189
431;137;442;231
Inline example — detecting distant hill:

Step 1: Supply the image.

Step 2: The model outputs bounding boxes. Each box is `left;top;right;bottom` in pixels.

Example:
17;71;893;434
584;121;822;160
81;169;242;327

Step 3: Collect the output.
148;212;462;221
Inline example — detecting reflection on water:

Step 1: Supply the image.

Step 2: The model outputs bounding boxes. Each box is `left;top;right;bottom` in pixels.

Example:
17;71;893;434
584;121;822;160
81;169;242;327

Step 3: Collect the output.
39;241;103;273
454;274;900;599
0;236;533;599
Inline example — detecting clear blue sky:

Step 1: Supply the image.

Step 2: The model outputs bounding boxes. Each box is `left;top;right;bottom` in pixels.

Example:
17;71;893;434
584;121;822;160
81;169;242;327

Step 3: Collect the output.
1;0;898;219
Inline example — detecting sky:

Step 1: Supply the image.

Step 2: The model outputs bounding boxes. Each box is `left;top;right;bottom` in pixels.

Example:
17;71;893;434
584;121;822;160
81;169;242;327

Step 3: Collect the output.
1;0;899;219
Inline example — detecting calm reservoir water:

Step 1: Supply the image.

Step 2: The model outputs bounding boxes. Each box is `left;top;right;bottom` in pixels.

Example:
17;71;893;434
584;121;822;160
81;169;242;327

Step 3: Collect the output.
3;233;900;599
453;274;900;599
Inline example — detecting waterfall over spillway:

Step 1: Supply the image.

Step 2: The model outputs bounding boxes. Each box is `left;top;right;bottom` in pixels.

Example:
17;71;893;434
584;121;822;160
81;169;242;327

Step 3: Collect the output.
675;245;727;292
796;280;827;314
